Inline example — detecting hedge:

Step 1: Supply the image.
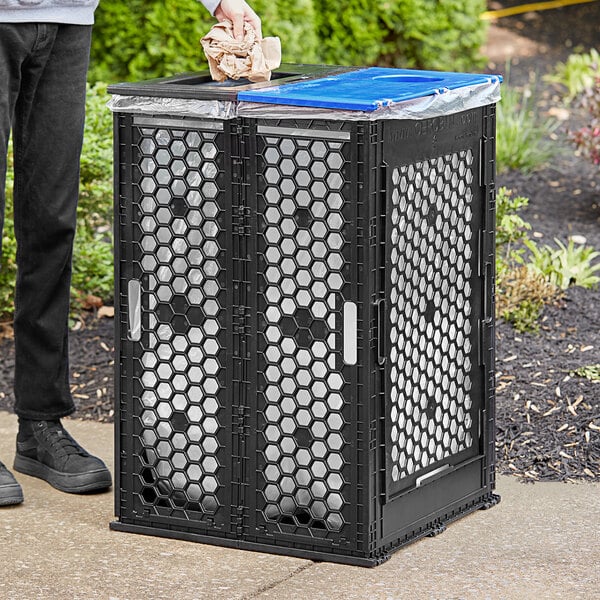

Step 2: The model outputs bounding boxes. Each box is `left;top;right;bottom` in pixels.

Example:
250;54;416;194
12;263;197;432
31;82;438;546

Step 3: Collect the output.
89;0;487;82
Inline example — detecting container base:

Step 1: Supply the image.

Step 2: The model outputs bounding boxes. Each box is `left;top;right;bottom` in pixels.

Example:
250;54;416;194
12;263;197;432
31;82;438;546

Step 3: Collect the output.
109;491;500;567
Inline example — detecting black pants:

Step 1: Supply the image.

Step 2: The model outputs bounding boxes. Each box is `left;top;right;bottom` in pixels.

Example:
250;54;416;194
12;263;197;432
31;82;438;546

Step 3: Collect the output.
0;23;92;419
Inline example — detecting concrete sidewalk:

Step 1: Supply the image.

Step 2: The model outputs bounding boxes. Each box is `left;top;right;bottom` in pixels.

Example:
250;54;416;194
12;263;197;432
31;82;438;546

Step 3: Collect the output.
0;411;598;600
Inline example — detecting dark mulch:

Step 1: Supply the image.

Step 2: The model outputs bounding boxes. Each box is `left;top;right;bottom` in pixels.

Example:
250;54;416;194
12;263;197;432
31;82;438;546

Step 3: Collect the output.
489;1;600;482
0;316;115;423
496;287;600;482
1;2;599;482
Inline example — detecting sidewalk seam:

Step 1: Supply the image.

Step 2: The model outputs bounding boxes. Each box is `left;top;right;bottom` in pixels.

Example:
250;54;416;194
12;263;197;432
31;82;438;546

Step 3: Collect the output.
239;563;314;599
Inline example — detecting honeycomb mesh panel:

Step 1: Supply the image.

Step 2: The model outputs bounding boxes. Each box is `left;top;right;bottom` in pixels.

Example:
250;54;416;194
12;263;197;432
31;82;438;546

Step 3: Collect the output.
255;127;352;534
129;122;228;517
388;150;476;484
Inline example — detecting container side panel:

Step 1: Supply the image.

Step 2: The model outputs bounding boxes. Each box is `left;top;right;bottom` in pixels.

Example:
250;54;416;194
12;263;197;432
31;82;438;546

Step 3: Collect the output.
386;149;480;493
381;109;490;503
117;116;233;531
249;120;360;548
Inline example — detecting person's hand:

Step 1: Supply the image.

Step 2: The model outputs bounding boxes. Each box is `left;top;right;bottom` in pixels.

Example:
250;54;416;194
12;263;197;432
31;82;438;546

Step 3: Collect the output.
214;0;262;40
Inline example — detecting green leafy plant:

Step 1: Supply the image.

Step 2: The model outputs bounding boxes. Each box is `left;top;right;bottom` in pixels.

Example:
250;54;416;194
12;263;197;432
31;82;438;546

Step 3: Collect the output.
495;187;531;278
494;187;560;333
545;48;600;101
573;364;600;381
525;237;600;290
495;189;600;331
496;81;561;174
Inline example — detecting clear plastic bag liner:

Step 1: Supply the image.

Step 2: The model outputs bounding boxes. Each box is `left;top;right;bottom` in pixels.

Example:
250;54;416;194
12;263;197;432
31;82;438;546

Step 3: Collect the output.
107;80;500;121
238;80;501;120
107;95;238;119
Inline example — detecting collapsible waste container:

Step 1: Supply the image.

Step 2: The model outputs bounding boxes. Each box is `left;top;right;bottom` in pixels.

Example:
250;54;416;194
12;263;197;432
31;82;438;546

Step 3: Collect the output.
108;64;501;566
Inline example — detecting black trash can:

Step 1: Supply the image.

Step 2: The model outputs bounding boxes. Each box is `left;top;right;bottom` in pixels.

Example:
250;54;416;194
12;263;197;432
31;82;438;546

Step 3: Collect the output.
108;65;501;566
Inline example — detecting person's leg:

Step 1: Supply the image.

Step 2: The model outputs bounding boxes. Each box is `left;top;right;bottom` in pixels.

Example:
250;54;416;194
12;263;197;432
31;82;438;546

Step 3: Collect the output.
5;23;111;493
0;23;41;507
0;23;29;282
11;23;92;419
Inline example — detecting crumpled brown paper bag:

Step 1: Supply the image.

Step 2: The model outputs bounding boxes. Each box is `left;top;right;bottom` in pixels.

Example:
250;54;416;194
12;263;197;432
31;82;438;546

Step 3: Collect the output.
201;21;281;83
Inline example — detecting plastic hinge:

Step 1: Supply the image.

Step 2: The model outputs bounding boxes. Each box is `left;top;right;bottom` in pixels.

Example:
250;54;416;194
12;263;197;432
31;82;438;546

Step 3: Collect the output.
480;113;495;188
237;403;246;427
374;156;388;367
478;317;493;367
232;204;250;236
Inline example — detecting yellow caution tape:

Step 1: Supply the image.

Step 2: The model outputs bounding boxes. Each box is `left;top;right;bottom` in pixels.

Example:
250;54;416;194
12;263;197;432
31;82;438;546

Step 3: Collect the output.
481;0;598;21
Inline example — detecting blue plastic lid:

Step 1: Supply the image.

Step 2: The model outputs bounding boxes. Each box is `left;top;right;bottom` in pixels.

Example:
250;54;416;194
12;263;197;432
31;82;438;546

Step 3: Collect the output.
237;67;501;111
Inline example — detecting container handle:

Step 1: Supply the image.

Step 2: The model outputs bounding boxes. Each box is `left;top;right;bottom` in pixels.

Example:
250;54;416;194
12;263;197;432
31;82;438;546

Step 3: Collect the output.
377;299;386;365
127;280;141;342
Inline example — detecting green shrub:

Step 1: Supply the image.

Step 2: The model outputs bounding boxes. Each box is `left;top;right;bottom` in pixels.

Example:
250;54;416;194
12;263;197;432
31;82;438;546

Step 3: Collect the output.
496;81;560;174
79;82;113;228
377;0;488;71
0;217;16;321
256;0;320;64
90;0;212;82
72;82;115;309
0;83;114;319
90;0;319;82
313;0;386;66
314;0;487;69
545;48;600;101
90;0;487;83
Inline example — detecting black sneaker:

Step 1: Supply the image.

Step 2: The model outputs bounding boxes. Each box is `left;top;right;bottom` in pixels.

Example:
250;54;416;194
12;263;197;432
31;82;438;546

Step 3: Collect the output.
0;460;24;506
13;420;112;494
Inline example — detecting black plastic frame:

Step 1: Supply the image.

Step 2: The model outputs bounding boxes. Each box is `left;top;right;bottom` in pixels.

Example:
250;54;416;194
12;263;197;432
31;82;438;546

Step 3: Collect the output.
111;93;500;566
107;64;357;101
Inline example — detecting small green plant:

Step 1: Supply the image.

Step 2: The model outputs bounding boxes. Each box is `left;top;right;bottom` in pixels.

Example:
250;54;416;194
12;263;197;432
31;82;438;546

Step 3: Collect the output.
545;48;600;101
496;266;558;333
496;82;561;174
573;364;600;381
494;188;560;332
496;187;531;247
525;237;600;290
495;187;531;279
